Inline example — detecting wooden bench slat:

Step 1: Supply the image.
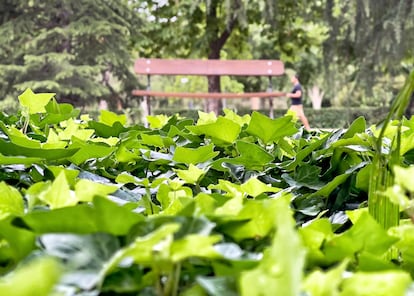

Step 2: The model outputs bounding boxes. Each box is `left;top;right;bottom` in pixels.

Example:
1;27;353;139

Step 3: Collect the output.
132;90;286;99
134;58;284;76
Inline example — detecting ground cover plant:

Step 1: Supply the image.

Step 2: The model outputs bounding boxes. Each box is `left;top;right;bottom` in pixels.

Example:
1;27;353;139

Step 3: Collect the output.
0;73;414;295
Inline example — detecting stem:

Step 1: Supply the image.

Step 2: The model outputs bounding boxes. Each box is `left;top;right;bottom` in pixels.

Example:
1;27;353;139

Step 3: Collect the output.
22;116;30;134
172;262;181;296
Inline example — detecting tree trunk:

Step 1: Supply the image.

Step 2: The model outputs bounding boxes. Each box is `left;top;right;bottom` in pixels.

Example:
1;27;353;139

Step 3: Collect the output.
204;0;237;115
206;74;222;114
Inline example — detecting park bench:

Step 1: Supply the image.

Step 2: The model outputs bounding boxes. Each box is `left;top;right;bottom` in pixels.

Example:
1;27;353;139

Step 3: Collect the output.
132;58;285;118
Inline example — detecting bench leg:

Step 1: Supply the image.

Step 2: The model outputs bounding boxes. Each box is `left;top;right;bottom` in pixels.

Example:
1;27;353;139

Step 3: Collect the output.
269;97;274;119
140;95;151;126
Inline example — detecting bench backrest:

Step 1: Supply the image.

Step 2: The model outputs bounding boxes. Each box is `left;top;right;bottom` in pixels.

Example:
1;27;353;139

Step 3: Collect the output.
134;58;284;76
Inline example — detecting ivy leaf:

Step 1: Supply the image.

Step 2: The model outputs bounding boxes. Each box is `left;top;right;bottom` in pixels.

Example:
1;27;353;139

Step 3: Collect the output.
39;233;120;290
171;234;222;262
221;198;280;241
18;89;55;114
0;182;24;220
212;141;274;171
147;114;171;129
99;110;127;126
246;111;298;144
173;144;219;164
240;177;280;197
186;117;241;144
174;164;207;184
239;195;305;296
103;223;180;275
17;196;144;235
38;171;77;209
341;271;411;296
302;260;348;296
0;257;61;296
75;179;119;202
223;109;250;127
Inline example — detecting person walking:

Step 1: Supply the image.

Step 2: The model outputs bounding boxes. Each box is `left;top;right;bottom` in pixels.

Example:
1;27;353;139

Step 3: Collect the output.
286;73;311;131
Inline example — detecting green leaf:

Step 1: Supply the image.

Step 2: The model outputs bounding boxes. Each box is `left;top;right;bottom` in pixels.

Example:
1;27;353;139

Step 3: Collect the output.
299;218;334;267
58;119;95;141
18;196;144;235
212;141;274;171
0;219;36;273
240;177;280;197
221;198;280;241
147;114;171;129
31;100;80;128
0;257;61;296
171;234;221;262
389;224;414;270
283;136;328;171
239;195;305;296
69;137;115;165
186;117;241;144
0;138;78;160
141;133;174;148
197;276;238;296
246;111;298;144
18;88;55;114
341;271;411;296
39;233;120;290
323;211;398;263
38;171;77;209
302;260;348;296
99;110;127;126
223;109;250;127
173;144;219;164
196;111;217;124
88;121;129;138
309;162;367;198
343;116;366;138
175;164;207;184
75;179;119;202
282;164;324;190
103;223;180;274
0;154;43;165
0;182;24;220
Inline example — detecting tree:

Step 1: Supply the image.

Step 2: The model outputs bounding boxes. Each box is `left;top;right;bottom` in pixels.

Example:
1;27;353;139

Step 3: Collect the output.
132;0;325;114
0;0;139;109
322;0;414;106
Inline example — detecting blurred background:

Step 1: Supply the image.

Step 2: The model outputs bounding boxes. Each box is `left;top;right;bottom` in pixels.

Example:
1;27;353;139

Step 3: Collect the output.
0;0;413;127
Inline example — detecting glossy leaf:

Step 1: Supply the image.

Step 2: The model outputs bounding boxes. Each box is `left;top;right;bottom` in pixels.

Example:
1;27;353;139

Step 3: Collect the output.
75;179;119;202
18;88;55;114
0;257;61;296
239;195;305;296
99;110;127;126
173;144;219;164
341;271;411;296
18;196;144;235
0;182;24;220
38;171;77;209
0;138;78;160
186;117;241;144
246;111;298;144
174;164;207;184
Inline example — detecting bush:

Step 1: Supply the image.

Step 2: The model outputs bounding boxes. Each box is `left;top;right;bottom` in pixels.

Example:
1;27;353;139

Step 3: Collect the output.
153;106;390;128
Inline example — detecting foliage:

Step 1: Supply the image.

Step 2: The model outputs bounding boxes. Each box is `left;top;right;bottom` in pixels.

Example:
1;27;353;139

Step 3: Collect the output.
321;0;414;105
0;0;139;108
130;0;329;114
153;106;391;129
0;88;414;295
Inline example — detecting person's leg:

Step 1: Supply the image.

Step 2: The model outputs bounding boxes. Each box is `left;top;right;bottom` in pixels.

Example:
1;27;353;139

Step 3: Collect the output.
290;105;310;131
299;113;311;131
